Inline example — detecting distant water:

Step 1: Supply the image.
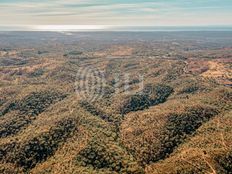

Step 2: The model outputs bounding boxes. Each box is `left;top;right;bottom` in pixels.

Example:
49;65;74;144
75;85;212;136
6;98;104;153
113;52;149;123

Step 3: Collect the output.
109;26;232;32
1;26;232;32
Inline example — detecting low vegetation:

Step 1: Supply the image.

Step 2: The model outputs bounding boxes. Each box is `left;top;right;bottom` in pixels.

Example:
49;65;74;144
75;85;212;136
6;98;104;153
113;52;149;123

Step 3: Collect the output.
0;32;231;174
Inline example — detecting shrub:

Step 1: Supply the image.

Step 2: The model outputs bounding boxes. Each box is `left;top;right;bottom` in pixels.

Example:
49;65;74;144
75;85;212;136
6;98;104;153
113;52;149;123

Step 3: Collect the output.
157;105;219;161
215;151;232;174
120;84;173;114
76;137;144;174
0;91;67;137
7;119;76;170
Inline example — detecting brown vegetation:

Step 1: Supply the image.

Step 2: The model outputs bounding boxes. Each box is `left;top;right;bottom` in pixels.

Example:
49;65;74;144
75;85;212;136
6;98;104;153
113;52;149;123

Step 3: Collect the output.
0;32;231;174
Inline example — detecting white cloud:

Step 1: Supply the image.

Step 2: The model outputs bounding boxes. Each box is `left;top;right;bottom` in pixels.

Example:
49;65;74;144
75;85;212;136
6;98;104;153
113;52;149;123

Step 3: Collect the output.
0;0;232;27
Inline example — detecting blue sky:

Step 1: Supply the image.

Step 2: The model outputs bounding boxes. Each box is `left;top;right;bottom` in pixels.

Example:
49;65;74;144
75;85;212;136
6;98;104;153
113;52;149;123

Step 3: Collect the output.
0;0;232;30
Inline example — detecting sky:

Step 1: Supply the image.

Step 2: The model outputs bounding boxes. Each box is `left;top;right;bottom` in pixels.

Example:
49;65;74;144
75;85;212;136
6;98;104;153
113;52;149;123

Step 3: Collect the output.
0;0;232;31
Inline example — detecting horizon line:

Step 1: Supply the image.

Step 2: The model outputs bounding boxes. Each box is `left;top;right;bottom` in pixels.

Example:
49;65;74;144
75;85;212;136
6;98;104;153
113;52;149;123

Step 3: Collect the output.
1;25;232;32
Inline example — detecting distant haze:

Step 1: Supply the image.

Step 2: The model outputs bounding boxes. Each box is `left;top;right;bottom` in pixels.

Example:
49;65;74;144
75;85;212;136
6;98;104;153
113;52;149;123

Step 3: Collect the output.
1;25;232;32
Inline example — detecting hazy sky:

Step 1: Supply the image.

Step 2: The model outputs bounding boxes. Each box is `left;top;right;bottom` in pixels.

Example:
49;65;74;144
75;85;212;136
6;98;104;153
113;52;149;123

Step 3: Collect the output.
0;0;232;30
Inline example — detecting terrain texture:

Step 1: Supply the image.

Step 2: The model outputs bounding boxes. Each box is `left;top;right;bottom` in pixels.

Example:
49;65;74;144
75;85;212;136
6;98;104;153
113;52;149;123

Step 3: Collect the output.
0;32;231;174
